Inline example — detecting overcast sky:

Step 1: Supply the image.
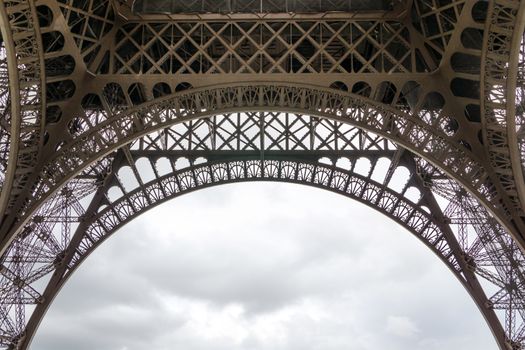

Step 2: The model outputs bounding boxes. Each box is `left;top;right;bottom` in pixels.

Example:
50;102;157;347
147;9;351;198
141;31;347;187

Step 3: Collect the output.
32;182;497;350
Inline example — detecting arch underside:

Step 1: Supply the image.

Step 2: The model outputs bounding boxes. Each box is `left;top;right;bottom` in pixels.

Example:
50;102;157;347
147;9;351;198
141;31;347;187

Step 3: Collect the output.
0;112;523;349
0;0;524;349
2;0;524;251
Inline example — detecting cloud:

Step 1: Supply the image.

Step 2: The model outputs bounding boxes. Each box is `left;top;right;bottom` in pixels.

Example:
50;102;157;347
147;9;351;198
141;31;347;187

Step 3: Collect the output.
33;183;498;350
386;315;420;338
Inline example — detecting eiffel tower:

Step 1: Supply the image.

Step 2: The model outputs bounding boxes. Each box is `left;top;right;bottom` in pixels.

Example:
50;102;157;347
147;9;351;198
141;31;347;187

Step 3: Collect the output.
0;0;524;348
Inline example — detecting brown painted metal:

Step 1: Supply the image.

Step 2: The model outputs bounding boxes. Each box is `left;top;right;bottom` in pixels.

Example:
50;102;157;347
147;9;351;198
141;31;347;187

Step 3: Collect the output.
0;0;524;349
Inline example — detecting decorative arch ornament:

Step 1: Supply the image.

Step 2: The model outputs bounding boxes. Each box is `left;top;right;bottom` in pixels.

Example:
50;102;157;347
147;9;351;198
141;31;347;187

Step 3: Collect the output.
0;0;524;349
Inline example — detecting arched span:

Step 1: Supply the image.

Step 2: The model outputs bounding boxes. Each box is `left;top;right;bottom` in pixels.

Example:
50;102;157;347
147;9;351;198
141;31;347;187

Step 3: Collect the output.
9;82;521;255
16;157;507;350
76;159;456;270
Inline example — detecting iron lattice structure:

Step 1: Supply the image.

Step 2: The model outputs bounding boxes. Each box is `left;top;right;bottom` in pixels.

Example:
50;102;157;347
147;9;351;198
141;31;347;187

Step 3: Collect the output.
0;0;525;348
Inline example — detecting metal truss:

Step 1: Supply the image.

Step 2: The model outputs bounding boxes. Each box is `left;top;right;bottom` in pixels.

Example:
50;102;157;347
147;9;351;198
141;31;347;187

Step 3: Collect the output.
0;0;524;349
133;0;393;14
105;19;425;75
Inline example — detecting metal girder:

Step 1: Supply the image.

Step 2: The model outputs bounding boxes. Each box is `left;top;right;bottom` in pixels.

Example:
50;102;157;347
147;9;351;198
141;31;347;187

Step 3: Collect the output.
0;0;524;349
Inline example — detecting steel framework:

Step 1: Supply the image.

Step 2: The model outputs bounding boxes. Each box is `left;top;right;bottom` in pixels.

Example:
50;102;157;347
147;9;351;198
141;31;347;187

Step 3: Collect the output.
0;0;524;349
